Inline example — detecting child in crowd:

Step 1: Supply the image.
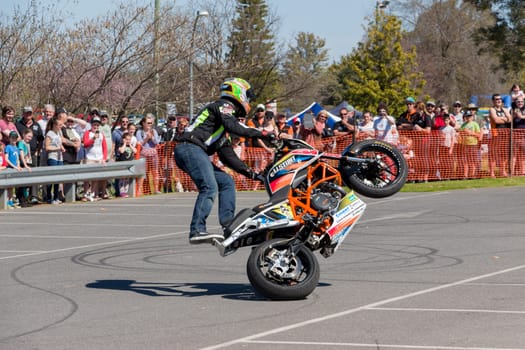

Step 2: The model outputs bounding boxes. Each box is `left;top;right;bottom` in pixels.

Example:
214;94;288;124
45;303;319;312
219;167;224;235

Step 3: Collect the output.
438;114;456;180
128;123;138;148
116;132;137;197
16;129;34;206
5;131;30;208
397;135;415;180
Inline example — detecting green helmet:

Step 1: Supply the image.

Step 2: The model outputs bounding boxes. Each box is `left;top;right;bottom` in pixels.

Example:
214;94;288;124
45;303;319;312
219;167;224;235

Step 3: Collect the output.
220;78;255;115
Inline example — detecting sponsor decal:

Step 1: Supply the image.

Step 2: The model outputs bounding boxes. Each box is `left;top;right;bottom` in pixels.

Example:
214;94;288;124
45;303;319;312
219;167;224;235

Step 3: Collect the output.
278;204;292;218
219;104;234;116
333;199;366;221
269;155;296;177
269;173;293;193
331;227;351;243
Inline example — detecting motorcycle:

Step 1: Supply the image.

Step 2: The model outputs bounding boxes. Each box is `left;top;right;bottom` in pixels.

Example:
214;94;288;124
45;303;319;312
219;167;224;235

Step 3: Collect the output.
213;137;408;300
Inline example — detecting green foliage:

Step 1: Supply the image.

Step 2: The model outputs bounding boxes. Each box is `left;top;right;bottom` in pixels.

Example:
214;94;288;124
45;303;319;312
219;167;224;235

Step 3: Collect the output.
404;1;501;105
465;0;525;76
282;32;328;78
401;176;525;193
279;32;331;111
226;0;280;104
330;11;425;116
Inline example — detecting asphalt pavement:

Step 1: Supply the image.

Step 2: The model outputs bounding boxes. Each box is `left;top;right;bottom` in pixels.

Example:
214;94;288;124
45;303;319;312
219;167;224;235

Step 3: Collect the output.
1;187;525;350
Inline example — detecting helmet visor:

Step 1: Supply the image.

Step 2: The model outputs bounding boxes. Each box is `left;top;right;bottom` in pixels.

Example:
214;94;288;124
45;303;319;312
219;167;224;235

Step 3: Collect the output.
246;87;255;102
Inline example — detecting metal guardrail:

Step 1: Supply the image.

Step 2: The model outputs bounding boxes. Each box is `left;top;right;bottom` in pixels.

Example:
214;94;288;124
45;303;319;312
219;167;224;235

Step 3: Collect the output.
0;159;146;210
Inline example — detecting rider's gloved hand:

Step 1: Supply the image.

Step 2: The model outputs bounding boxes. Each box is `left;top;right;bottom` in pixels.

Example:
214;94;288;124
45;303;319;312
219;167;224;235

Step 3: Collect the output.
261;129;276;141
261;130;280;147
247;170;265;183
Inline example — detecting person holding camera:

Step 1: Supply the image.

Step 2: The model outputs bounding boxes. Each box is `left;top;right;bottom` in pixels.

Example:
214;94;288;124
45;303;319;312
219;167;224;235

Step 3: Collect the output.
246;103;275;173
82;116;108;200
303;110;334;152
373;104;398;144
116;132;137;197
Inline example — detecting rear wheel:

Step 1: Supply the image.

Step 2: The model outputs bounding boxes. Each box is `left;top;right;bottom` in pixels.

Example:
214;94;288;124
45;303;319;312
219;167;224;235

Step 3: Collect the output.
246;238;320;300
340;139;407;198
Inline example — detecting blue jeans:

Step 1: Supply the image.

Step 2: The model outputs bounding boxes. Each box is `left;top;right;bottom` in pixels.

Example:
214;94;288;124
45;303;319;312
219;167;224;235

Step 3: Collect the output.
174;143;236;234
47;158;64;201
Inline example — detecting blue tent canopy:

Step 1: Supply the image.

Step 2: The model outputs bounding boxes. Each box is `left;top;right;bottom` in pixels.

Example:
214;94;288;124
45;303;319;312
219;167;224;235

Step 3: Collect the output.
286;102;340;128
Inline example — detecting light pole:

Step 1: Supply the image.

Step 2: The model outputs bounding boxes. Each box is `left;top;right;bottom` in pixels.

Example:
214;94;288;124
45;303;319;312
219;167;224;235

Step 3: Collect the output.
375;0;389;25
154;0;160;121
189;10;209;119
376;0;389;9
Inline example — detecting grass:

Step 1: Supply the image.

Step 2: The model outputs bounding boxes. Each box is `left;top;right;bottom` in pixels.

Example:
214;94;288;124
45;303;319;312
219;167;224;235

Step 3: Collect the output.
401;176;525;192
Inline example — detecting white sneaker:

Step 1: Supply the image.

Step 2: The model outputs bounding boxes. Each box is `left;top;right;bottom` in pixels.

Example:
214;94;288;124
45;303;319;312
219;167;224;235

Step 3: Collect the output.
84;192;95;202
189;232;224;244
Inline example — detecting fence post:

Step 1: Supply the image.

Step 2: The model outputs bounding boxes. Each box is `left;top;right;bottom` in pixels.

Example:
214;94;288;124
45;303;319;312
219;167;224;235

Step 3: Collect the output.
63;182;76;202
0;189;8;210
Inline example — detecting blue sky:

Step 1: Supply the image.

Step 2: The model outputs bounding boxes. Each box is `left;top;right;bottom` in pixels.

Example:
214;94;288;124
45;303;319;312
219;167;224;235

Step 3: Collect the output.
2;0;377;62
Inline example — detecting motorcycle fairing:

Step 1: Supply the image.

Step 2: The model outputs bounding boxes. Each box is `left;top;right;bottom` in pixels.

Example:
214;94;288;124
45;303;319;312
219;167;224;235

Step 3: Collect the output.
267;150;319;195
327;191;366;251
216;200;300;257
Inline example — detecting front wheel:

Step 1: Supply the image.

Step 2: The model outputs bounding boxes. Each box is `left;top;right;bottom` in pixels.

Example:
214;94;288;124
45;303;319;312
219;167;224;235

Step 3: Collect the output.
246;238;320;300
339;139;407;198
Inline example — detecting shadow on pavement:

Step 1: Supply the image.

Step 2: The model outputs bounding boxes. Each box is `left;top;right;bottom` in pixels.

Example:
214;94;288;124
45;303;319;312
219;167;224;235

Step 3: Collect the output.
86;279;263;300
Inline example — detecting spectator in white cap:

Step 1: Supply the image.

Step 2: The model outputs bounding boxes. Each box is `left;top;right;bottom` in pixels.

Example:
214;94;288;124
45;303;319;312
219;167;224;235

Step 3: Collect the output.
16;106;44;167
426;100;436;119
451;100;464;130
246;103;268;142
82;116;108;200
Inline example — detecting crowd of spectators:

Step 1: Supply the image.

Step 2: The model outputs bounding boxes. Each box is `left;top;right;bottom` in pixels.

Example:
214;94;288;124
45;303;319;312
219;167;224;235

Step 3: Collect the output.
1;105;144;208
232;89;523;184
1;87;523;208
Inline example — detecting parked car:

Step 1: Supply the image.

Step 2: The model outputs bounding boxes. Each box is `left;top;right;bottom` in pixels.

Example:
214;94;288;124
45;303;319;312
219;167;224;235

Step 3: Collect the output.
128;113;144;125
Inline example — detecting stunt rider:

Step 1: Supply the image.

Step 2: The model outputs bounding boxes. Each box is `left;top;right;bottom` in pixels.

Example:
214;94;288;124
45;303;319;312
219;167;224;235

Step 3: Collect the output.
174;77;271;244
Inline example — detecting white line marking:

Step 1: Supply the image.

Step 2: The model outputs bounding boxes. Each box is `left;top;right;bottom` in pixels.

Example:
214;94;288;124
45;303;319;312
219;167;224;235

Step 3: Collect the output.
370;307;525;315
243;340;525;350
199;264;525;350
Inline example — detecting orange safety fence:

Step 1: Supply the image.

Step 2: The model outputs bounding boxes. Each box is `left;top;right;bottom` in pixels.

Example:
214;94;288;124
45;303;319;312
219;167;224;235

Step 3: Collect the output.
137;128;522;195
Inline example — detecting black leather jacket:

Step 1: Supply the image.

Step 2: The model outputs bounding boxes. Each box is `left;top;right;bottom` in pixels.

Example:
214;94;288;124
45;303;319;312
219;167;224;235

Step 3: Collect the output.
178;98;263;177
178;98;262;154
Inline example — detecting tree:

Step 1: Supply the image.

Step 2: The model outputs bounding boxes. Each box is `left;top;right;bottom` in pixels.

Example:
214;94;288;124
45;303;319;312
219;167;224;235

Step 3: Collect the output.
330;10;425;117
404;0;501;104
279;32;331;112
0;2;60;108
226;0;280;104
465;0;525;78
